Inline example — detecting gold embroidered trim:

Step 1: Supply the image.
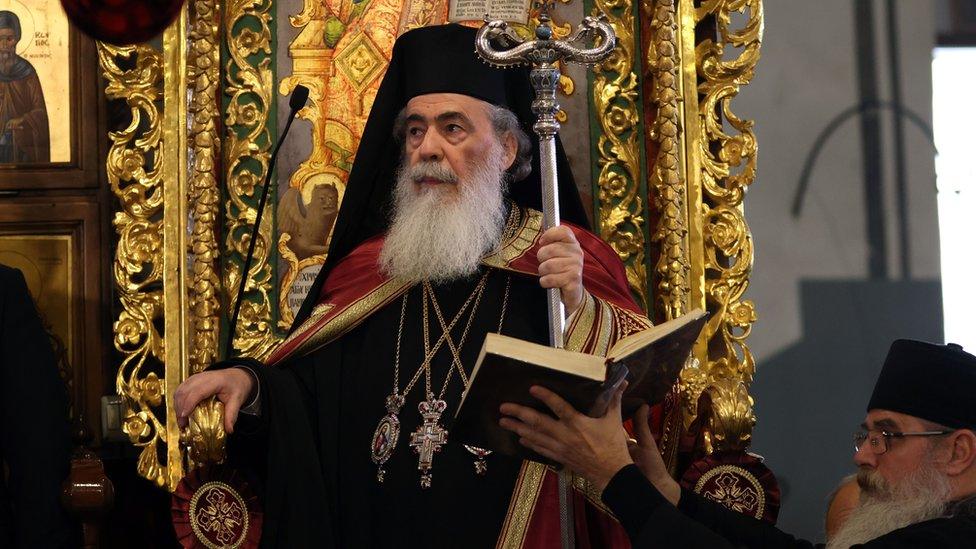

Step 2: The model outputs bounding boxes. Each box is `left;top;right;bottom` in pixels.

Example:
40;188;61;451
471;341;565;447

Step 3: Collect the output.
284;278;412;360
572;473;617;517
276;302;335;351
564;291;597;353
496;461;547;549
188;481;249;549
694;464;766;519
482;207;543;273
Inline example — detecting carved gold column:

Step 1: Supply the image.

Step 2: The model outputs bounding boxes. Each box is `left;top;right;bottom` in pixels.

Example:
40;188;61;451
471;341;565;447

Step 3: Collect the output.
224;0;278;360
104;0;224;490
678;0;763;452
592;0;650;312
100;37;169;487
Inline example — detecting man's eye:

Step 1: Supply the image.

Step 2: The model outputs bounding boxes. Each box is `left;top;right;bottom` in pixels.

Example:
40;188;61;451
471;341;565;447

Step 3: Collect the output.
446;124;463;133
408;127;423;137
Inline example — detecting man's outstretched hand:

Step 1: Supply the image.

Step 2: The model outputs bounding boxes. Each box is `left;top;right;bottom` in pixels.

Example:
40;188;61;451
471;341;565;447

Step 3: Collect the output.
499;385;632;492
173;368;256;434
537;225;584;316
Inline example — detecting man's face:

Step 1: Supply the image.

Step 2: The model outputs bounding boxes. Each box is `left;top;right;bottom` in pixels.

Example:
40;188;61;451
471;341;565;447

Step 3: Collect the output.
854;409;945;492
401;93;513;201
0;28;17;57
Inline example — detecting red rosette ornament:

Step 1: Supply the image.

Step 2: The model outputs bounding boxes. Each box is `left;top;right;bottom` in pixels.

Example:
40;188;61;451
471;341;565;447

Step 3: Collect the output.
172;465;263;549
60;0;186;45
679;451;781;524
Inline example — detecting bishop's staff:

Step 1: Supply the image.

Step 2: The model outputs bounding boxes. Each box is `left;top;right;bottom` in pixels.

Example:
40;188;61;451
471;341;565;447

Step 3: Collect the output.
475;11;616;549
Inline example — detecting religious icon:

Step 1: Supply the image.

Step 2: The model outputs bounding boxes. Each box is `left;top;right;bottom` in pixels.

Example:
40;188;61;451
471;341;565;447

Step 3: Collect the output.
0;234;72;363
0;0;71;165
277;180;340;262
0;9;48;163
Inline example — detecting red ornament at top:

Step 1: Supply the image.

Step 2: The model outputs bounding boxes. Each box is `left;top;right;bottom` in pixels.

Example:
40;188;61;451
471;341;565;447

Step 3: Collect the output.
60;0;185;45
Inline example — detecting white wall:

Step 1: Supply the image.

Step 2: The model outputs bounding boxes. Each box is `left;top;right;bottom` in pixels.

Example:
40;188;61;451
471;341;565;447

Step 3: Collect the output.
737;0;941;540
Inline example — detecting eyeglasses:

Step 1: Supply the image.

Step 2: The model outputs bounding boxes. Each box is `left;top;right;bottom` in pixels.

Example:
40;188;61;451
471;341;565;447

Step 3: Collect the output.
853;429;954;455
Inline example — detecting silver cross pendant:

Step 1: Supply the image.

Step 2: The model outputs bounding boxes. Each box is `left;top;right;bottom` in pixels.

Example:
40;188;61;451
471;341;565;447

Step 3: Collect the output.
409;398;448;489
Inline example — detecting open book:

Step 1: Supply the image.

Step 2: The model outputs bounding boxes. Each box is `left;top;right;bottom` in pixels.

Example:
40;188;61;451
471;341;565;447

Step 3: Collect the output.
448;0;531;24
451;309;707;461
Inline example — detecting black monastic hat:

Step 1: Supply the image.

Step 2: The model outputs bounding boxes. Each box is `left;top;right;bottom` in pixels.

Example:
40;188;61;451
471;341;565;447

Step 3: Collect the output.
291;24;588;327
867;339;976;429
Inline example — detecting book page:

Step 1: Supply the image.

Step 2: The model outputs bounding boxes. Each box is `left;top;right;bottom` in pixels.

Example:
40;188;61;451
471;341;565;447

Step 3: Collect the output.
448;0;530;24
607;309;706;361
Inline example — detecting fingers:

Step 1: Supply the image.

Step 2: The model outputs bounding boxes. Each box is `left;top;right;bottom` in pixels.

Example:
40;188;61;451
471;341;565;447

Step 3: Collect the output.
537;256;582;278
499;416;565;462
606;382;626;420
517;436;564;464
537;242;583;263
224;396;241;434
499;402;561;433
528;385;581;421
634;404;658;453
173;372;226;430
538;225;578;246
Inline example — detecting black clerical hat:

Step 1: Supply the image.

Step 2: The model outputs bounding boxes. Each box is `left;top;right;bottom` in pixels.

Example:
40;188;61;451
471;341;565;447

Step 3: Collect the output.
291;24;588;328
867;339;976;429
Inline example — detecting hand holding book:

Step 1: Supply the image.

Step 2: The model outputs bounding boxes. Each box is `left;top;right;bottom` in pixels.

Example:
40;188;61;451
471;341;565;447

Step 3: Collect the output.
451;309;707;462
499;383;635;493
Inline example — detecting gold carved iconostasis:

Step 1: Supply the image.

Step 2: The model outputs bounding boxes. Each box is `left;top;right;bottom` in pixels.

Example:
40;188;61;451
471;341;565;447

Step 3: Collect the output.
95;0;765;520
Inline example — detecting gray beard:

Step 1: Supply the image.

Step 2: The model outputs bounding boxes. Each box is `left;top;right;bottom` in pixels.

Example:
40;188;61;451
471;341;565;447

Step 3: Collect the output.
826;464;951;549
378;147;508;283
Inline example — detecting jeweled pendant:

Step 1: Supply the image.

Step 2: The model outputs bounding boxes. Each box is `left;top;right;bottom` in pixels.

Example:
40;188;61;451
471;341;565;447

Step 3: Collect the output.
371;394;405;483
410;398;448;489
464;445;492;475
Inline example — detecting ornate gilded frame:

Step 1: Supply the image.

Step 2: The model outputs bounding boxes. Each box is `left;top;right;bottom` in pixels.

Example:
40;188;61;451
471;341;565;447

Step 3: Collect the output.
103;0;763;489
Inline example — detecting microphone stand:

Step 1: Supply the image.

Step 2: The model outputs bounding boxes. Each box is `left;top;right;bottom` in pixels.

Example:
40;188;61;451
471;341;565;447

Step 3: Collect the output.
225;85;310;359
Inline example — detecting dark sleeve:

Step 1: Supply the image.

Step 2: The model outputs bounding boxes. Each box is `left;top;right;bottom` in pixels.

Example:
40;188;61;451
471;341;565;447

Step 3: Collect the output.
601;465;818;549
0;267;72;547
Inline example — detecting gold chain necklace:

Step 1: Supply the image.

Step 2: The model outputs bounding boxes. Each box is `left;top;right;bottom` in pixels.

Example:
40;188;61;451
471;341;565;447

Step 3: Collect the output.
427;275;511;475
409;277;490;488
370;272;489;484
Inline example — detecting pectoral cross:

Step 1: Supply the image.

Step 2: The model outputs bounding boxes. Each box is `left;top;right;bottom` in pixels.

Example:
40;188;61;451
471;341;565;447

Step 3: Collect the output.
410;398;448;489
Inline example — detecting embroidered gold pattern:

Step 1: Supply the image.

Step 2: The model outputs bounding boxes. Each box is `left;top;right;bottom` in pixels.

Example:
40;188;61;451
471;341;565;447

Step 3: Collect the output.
694;465;765;519
496;461;547;549
189;481;249;549
482;206;542;273
283;278;413;361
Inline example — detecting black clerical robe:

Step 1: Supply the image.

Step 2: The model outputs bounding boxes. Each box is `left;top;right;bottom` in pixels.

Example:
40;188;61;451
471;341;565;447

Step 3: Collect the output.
0;265;71;547
602;464;976;548
236;207;655;548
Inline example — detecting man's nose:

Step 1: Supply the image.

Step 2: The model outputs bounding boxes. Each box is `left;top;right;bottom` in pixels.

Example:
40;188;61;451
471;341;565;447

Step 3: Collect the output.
416;131;443;162
853;441;876;468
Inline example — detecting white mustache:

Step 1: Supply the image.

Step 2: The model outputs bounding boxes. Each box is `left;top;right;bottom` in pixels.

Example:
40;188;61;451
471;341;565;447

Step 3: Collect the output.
405;161;458;185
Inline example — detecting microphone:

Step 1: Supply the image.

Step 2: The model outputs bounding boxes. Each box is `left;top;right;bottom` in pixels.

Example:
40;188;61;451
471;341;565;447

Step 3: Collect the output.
226;85;310;358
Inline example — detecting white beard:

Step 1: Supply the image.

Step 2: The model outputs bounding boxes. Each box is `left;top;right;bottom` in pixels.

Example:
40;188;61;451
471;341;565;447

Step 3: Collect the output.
378;145;508;283
826;464;951;549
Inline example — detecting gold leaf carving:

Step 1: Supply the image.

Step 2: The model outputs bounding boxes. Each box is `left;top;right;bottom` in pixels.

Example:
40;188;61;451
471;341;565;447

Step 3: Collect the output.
593;0;649;311
224;0;279;360
187;0;222;374
646;0;689;321
679;0;763;444
99;41;168;488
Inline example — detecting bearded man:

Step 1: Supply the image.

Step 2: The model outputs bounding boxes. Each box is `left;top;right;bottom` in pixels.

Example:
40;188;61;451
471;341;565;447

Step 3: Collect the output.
500;339;976;548
174;24;655;548
0;11;49;164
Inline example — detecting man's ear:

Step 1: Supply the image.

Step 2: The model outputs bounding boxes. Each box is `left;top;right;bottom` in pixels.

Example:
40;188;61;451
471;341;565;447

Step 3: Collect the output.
502;131;518;172
944;429;976;476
